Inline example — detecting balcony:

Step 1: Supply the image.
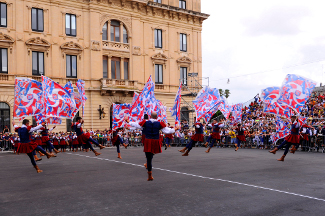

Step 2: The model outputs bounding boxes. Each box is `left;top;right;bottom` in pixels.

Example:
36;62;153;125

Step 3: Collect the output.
102;41;130;53
100;78;139;96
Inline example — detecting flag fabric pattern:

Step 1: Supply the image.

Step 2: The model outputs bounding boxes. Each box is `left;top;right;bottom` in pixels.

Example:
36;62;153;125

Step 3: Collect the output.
112;103;131;130
193;87;221;121
42;76;76;119
76;79;88;117
14;77;44;119
170;84;182;126
277;74;316;114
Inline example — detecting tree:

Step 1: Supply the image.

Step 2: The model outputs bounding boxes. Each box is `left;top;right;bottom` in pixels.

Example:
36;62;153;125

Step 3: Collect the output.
219;89;224;97
225;89;231;98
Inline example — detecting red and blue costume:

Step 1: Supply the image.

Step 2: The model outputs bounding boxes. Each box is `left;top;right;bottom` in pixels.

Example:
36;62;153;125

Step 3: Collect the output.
39;126;56;153
207;123;224;148
277;120;300;156
71;122;101;152
185;122;204;152
14;124;47;167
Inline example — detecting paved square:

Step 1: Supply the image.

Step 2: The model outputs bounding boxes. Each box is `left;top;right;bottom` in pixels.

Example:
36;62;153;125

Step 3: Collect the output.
1;147;325;216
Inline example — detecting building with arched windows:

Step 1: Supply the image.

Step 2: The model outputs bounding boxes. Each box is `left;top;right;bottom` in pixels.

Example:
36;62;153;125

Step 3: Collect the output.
0;0;208;132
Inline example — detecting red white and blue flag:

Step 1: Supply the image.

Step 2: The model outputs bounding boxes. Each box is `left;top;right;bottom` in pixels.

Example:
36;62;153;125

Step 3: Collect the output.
76;79;87;117
14;77;44;119
42;76;76;119
193;87;221;121
112;103;131;130
170;83;182;126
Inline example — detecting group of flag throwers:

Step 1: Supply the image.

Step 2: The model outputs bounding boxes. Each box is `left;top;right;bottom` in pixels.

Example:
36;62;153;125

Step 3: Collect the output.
12;74;317;181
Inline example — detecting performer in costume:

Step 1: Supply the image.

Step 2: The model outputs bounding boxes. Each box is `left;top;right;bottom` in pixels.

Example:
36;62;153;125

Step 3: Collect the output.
126;112;176;181
204;119;225;153
72;133;79;152
178;120;205;156
13;120;53;173
269;115;300;161
52;133;59;151
164;123;174;150
235;124;246;151
39;124;59;155
111;129;128;159
291;124;311;153
71;117;105;156
59;133;67;152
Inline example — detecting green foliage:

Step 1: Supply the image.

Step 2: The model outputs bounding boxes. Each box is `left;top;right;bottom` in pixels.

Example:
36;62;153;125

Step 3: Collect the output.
219;89;224;97
225;89;231;98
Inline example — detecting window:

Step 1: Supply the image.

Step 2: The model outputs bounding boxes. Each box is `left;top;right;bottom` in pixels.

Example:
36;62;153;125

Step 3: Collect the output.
110;20;120;42
123;26;128;43
180;33;187;52
0;3;7;27
31;8;44;32
32;116;36;126
111;57;120;79
153;0;162;3
0;48;7;74
103;57;108;78
102;22;108;40
155;64;163;84
124;59;129;80
66;55;77;78
103;21;128;43
67;111;79;132
154;29;162;48
180;67;187;85
32;51;44;76
0;102;10;132
179;0;186;9
66;14;76;36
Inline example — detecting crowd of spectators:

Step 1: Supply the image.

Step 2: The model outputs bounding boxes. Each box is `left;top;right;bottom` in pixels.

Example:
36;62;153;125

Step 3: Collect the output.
1;92;325;152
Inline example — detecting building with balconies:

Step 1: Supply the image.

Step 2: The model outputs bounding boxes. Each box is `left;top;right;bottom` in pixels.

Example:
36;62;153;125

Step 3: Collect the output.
0;0;209;131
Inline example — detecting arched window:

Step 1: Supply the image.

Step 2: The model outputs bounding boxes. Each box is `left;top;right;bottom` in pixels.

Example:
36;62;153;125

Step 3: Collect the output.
102;20;128;43
0;102;10;132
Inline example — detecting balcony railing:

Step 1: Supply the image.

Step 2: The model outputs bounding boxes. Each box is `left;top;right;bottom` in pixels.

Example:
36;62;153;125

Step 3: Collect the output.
102;41;130;52
101;78;138;90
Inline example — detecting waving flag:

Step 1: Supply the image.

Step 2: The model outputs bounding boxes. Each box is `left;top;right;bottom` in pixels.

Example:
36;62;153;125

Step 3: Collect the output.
156;100;168;123
261;87;280;103
274;116;290;142
193;87;221;121
130;76;155;122
42;76;76;119
71;92;82;119
170;84;182;126
277;74;316;114
112;103;131;130
76;79;88;117
14;78;44;119
34;114;62;125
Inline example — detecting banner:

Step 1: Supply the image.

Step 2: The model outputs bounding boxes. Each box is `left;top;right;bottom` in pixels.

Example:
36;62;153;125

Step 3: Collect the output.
112;103;131;130
170;84;182;126
76;79;88;117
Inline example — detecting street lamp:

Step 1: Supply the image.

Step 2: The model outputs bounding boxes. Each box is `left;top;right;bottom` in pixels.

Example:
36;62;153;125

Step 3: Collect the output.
98;105;106;119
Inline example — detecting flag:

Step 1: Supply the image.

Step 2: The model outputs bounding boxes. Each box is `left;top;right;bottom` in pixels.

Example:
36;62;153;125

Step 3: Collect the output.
193;87;221;121
277;74;316;114
130;76;155;122
76;79;88;117
42;76;76;119
112;103;131;130
14;77;44;119
170;83;182;126
156;100;168;123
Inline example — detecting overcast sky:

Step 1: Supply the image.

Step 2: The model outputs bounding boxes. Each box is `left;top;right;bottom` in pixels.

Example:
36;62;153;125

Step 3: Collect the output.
201;0;325;104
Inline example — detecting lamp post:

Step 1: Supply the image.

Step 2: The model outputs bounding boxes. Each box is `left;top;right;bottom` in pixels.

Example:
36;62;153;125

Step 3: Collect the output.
98;105;106;119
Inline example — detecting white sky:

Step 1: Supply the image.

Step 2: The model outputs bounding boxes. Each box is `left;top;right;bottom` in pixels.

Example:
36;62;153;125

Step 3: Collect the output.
201;0;325;104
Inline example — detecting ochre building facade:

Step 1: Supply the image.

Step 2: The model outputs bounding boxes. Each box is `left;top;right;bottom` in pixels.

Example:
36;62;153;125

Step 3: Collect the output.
0;0;208;132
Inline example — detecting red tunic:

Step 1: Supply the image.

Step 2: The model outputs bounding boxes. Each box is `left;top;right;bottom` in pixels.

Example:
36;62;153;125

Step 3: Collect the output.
60;138;67;145
140;120;166;154
236;127;246;142
191;123;204;142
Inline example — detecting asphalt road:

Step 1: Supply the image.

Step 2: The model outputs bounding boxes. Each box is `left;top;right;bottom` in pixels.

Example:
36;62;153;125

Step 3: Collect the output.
0;146;325;216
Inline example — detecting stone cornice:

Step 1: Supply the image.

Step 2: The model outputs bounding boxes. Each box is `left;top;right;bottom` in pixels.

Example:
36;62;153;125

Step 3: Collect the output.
147;1;209;20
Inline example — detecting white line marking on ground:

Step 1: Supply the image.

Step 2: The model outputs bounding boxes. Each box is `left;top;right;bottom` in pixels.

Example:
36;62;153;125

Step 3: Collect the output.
66;153;325;202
